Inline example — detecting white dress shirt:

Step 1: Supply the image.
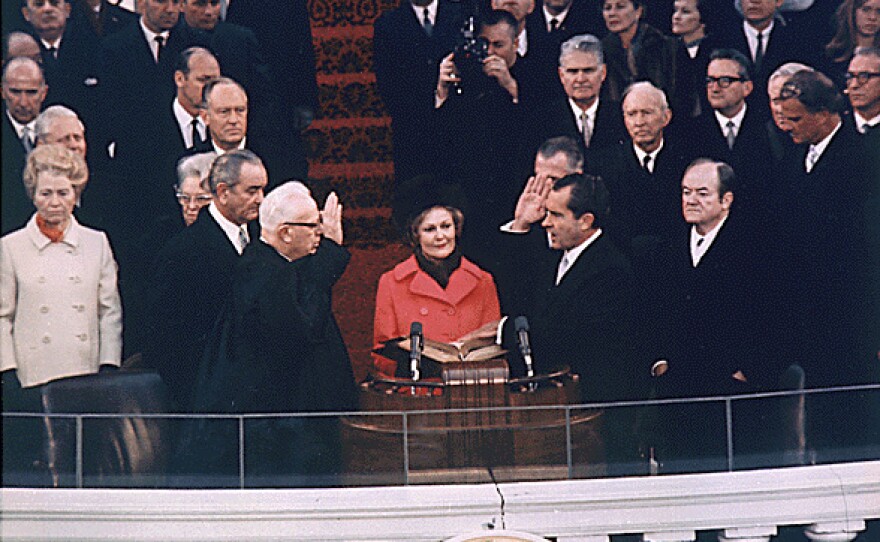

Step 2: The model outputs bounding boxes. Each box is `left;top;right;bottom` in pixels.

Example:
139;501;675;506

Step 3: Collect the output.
854;111;880;134
805;120;841;173
714;103;747;140
743;19;774;62
556;229;602;285
410;0;437;27
569;97;599;137
140;19;170;63
633;140;664;173
211;137;247;155
690;215;727;267
543;5;570;32
6;111;35;143
172;98;207;148
208;202;248;254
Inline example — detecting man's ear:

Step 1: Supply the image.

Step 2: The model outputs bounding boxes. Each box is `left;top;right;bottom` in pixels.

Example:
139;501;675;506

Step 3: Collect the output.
579;212;595;232
214;182;229;202
721;191;734;210
174;70;185;88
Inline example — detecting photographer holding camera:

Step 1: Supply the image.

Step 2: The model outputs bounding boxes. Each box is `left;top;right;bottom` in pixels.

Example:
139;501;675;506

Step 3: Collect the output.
431;10;533;286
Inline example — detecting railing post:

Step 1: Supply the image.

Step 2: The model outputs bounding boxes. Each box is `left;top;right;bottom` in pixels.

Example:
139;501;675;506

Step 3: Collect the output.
75;415;83;489
402;412;410;486
565;406;572;479
238;416;245;489
725;397;734;471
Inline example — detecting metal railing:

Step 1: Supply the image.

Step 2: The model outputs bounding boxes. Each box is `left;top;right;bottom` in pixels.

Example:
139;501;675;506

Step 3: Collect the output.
3;383;878;489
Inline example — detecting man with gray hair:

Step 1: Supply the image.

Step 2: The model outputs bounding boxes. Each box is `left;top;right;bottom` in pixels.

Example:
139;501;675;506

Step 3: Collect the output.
525;34;625;159
34;104;86;157
144;149;268;411
2;56;48;234
184;182;356;485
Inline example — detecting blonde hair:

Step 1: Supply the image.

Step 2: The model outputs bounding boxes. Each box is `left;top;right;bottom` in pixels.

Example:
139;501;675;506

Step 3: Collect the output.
23;144;88;199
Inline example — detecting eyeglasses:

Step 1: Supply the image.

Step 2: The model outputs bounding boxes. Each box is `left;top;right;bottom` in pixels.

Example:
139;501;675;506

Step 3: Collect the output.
283;214;323;230
705;75;746;88
175;193;213;205
845;71;880;85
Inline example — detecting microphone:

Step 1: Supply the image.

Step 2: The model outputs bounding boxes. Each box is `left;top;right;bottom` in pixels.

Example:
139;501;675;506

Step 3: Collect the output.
409;322;423;382
514;316;535;382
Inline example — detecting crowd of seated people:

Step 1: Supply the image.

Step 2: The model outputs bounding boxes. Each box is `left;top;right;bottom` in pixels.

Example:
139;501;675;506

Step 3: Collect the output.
1;0;878;483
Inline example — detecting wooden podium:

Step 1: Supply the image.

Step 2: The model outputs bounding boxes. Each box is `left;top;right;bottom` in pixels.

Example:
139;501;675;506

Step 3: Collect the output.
341;360;605;484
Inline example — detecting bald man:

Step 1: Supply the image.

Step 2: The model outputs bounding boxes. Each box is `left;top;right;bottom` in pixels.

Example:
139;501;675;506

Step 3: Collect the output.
2;57;47;234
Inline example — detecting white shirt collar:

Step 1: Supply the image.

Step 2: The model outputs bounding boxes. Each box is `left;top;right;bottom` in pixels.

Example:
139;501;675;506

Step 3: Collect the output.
40;37;62;51
743;19;773;59
568;96;600;128
140;19;170;61
410;0;437;25
517;27;528;57
172;98;206;147
6;110;35;140
690;215;727;267
714;103;748;133
806;120;842;171
854;111;880;133
211;137;247;155
543;5;570;32
208;202;248;254
556;228;602;283
633;139;664;172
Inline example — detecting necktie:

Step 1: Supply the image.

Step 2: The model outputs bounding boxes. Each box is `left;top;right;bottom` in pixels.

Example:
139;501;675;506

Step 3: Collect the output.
46;45;58;60
696;237;704;247
238;227;249;252
190;117;201;148
549;18;559;32
805;145;819;173
154;35;165;63
580;111;593;148
754;31;764;73
20;125;34;153
725;120;736;150
642;154;652;173
556;254;570;285
422;8;433;36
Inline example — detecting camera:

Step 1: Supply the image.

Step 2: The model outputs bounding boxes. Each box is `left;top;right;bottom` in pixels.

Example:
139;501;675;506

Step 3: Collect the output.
451;17;489;94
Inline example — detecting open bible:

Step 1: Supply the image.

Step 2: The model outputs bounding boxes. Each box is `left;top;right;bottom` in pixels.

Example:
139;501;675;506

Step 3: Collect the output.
374;336;507;378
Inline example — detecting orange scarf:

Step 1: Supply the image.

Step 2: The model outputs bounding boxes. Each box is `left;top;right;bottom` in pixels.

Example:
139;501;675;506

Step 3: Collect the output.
36;215;66;243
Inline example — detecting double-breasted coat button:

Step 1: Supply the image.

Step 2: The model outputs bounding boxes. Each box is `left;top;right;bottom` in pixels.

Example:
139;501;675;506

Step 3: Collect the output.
42;335;51;344
420;307;429;315
39;305;49;313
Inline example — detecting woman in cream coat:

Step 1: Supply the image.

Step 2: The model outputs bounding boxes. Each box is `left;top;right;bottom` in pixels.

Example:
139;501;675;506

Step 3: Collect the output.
1;144;122;389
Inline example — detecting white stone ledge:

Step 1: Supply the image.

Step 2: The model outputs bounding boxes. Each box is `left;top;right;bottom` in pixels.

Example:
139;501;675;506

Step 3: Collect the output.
1;461;878;541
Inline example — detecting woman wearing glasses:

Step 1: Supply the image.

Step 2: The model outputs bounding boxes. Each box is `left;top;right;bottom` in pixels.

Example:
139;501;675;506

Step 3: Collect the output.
372;203;501;378
175;153;216;227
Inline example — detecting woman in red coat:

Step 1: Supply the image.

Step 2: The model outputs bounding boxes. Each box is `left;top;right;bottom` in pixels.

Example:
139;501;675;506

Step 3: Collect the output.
373;205;501;377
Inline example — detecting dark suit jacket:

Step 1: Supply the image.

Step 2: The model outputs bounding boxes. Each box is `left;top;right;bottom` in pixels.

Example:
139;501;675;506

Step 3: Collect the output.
71;0;138;38
190;131;305;189
587;139;693;266
655;216;781;398
373;0;463;183
1;111;32;235
100;19;193;157
501;231;640;403
684;105;774;219
143;208;243;410
523;0;606;101
523;96;625;160
225;0;319;128
714;19;817;121
771;119;875;388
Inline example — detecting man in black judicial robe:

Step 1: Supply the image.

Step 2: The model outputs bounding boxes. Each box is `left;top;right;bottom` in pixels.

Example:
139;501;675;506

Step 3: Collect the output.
180;184;356;487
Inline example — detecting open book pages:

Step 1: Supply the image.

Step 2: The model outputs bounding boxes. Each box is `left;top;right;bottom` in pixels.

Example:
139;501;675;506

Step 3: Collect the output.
398;336;506;363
